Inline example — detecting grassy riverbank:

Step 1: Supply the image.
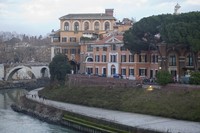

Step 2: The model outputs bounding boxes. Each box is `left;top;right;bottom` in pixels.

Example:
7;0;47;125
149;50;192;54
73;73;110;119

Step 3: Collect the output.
39;84;200;122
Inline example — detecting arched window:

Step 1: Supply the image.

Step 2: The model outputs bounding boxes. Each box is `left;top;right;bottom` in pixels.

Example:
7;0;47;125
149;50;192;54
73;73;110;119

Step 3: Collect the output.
186;53;193;66
86;57;93;62
64;22;69;31
74;22;79;31
105;22;110;31
169;54;176;66
94;22;100;31
84;22;89;31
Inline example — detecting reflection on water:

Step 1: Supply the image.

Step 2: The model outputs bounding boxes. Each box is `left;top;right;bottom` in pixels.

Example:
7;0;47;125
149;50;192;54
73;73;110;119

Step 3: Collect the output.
0;89;79;133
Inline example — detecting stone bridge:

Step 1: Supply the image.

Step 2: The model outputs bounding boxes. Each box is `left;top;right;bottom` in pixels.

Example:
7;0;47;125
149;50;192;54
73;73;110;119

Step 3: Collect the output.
0;62;50;81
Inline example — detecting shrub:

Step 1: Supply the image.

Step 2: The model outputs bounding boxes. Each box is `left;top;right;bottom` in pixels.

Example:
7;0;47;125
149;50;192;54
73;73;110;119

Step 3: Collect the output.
156;70;172;85
189;71;200;85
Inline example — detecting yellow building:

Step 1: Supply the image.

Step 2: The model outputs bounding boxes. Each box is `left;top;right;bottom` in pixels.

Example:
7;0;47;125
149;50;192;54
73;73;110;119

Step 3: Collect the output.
50;9;116;72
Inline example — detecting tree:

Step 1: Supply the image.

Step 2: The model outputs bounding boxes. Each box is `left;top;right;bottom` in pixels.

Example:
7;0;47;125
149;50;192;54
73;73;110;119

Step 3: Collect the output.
123;12;200;71
161;12;200;71
123;14;167;69
49;54;71;83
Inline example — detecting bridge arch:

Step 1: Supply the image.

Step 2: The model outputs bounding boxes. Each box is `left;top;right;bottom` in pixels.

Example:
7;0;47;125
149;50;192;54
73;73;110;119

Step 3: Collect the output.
5;66;36;81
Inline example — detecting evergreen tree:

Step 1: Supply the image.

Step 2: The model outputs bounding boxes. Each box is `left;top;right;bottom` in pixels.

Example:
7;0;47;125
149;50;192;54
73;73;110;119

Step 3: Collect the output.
123;12;200;71
49;54;71;83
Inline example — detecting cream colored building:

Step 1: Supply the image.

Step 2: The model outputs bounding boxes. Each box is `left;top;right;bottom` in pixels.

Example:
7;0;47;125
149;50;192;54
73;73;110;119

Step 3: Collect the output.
50;9;134;73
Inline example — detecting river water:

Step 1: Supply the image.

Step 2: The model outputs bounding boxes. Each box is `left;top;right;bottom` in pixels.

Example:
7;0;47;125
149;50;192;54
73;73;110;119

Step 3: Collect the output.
0;88;80;133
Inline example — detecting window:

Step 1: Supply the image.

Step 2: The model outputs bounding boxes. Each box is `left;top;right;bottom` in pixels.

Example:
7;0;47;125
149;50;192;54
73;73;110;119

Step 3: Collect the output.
70;49;76;54
87;44;93;52
139;54;147;62
129;55;134;62
139;69;147;76
62;49;68;54
86;67;93;74
95;68;99;75
86;57;93;62
111;44;116;51
105;22;110;31
169;54;176;66
121;55;126;62
110;55;117;62
62;37;67;42
103;68;106;75
150;70;153;78
53;37;60;42
96;47;99;51
84;22;89;31
121;68;126;75
129;68;134;76
120;46;126;51
95;55;100;62
74;22;79;31
103;47;107;51
64;22;69;31
111;66;116;75
70;37;76;42
102;55;106;62
152;54;158;63
186;53;193;66
171;70;177;77
94;22;100;31
54;48;60;54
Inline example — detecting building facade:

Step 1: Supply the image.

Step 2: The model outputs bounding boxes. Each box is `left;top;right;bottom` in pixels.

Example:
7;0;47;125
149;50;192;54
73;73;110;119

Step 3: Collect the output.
50;9;200;81
79;33;159;79
50;9;116;72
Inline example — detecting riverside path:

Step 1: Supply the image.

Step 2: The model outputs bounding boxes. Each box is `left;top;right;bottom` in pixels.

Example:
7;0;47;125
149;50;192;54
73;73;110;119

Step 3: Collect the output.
26;88;200;133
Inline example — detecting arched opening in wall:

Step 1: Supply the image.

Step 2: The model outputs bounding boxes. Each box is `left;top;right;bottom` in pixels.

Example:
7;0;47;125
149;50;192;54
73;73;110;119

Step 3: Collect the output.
94;21;100;31
85;56;93;62
7;67;36;81
105;21;110;31
64;22;69;31
40;67;49;78
74;22;79;32
84;22;89;31
69;60;79;74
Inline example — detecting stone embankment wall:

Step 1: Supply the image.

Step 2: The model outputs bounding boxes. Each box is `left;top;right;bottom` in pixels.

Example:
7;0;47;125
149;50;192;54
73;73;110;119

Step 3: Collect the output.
11;96;63;124
12;96;160;133
0;78;50;90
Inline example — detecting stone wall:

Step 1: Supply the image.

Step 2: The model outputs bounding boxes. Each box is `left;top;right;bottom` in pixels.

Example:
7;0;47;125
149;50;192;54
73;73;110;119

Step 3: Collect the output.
0;78;50;90
12;96;160;133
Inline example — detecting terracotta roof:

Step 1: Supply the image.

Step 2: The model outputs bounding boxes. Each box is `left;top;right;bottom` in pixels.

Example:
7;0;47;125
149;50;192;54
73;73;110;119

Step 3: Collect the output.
60;13;116;20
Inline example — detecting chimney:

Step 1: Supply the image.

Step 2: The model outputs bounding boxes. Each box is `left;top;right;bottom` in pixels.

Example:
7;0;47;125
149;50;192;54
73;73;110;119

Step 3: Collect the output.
105;9;114;16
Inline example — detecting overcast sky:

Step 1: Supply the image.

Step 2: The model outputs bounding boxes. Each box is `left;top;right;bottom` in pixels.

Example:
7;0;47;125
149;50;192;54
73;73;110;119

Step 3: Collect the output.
0;0;199;36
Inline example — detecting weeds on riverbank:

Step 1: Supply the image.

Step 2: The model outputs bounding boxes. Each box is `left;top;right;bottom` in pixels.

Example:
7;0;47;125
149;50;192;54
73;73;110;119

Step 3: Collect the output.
39;84;200;122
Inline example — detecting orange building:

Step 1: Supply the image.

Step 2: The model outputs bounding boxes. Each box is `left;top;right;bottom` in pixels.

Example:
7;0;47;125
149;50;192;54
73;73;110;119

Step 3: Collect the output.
80;32;159;79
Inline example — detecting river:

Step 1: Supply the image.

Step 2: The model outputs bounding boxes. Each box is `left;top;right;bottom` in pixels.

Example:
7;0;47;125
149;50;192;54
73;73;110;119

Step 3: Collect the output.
0;88;80;133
